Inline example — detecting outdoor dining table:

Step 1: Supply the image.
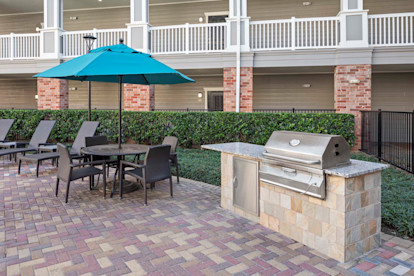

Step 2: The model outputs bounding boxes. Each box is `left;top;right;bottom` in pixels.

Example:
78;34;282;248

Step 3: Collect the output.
81;144;149;197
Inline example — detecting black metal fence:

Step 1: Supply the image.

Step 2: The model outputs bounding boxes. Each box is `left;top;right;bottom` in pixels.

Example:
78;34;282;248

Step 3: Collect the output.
361;110;414;174
253;108;336;114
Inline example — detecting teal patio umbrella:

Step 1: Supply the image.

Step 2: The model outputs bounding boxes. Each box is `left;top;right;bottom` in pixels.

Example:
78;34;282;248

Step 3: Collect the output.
34;42;195;148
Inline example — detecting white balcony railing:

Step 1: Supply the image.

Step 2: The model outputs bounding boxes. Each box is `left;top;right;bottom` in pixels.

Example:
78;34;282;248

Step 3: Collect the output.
369;13;414;46
150;23;227;54
0;33;40;59
62;28;128;58
250;17;340;51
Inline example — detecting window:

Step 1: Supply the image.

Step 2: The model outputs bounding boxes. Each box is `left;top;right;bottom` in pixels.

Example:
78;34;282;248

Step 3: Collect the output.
204;88;224;111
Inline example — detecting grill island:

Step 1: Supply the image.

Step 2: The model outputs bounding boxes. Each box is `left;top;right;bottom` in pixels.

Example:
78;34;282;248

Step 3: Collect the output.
202;131;388;263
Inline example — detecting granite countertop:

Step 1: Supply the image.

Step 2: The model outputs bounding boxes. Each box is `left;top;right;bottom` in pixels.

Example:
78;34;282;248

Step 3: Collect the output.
202;142;389;178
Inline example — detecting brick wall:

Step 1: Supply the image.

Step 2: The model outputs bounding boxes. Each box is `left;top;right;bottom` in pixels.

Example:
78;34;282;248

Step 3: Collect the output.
334;65;372;150
123;84;155;111
37;78;69;110
223;67;253;112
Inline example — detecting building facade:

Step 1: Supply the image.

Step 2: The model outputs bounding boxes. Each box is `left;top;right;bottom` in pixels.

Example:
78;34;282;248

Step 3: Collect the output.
1;0;414;147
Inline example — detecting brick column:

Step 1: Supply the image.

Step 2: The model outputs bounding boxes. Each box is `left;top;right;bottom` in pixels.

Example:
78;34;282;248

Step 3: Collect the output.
334;65;372;150
124;84;155;111
223;67;253;112
37;78;69;110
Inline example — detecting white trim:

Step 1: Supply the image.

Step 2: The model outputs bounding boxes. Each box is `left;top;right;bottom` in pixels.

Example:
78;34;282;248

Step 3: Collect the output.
203;87;224;110
204;11;229;23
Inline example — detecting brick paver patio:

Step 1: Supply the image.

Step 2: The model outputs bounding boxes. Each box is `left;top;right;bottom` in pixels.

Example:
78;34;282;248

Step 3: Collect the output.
1;161;414;275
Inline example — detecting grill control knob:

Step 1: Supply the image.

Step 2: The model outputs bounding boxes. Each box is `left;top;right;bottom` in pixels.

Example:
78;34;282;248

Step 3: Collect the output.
289;139;301;147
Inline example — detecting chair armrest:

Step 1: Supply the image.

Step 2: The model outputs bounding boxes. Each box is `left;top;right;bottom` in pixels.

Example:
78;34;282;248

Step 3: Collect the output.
70;160;106;168
39;143;56;146
15;142;29;148
120;160;146;169
0;140;10;143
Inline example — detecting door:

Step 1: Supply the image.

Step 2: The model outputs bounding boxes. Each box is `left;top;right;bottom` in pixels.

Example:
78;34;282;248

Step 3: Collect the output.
207;91;224;111
233;157;259;216
207;13;227;50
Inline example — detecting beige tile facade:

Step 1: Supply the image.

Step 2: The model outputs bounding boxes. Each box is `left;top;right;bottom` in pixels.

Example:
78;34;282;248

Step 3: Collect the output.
220;152;382;263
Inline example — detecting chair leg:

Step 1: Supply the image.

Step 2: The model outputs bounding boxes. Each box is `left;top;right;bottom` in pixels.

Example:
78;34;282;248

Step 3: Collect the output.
119;164;123;199
103;165;107;199
36;161;40;178
144;181;147;206
55;178;59;196
65;181;71;203
175;164;180;183
18;160;22;175
170;177;173;198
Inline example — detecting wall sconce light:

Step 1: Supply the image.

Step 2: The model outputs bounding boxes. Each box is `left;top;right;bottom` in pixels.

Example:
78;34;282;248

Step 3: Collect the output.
69;16;78;20
35;95;38;100
302;84;312;88
349;79;361;84
199;17;204;23
198;92;203;98
303;2;312;6
69;87;78;91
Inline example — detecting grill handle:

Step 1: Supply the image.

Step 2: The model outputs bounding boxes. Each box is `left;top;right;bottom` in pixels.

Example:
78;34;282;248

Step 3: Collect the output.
262;152;321;165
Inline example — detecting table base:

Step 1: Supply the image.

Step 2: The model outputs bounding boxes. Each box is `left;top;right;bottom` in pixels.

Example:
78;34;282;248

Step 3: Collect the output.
97;180;140;195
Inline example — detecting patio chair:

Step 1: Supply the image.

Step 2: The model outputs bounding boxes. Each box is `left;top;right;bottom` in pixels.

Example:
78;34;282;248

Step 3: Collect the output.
0;119;14;143
56;143;107;203
17;121;100;177
120;145;172;205
162;136;179;183
85;135;118;177
0;120;56;162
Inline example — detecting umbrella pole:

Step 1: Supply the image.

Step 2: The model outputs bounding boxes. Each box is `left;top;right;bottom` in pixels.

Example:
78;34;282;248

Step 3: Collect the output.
88;81;92;121
118;76;123;149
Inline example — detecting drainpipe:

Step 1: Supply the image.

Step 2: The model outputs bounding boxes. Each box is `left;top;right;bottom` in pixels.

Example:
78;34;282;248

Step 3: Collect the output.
235;0;241;113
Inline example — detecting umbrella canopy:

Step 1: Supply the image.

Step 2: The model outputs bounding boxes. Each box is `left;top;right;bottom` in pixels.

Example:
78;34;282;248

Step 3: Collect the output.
34;43;195;148
34;44;194;84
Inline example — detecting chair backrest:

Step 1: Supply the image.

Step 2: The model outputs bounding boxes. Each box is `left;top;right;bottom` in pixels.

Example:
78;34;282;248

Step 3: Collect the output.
57;143;72;182
29;120;56;149
162;136;178;153
70;121;100;155
85;135;109;147
144;145;172;182
0;119;14;141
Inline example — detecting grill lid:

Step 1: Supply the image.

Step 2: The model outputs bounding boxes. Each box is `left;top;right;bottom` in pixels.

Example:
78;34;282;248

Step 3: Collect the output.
263;131;350;169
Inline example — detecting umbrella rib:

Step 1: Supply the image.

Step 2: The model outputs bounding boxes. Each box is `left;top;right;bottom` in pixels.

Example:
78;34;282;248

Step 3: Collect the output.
142;75;150;85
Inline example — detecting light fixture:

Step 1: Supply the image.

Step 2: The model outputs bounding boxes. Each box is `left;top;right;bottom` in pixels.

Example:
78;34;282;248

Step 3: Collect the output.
349;79;361;84
198;92;203;98
302;84;312;88
303;2;312;6
199;17;204;23
69;16;78;20
83;35;97;53
98;0;103;2
69;87;78;91
35;95;38;100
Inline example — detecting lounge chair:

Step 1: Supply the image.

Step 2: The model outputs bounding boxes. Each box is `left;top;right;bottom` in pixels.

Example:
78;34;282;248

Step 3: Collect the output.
18;121;100;177
0;119;14;143
120;145;173;205
0;120;56;163
55;143;107;203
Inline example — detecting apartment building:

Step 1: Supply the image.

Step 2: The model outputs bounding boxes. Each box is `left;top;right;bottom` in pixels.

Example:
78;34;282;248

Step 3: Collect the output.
0;0;414;146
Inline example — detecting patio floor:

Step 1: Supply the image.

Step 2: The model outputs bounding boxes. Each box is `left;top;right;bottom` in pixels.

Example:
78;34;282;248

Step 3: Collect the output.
1;161;414;276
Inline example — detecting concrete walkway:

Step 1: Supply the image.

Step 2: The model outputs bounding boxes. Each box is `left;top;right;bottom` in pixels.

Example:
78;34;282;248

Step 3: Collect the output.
1;161;414;275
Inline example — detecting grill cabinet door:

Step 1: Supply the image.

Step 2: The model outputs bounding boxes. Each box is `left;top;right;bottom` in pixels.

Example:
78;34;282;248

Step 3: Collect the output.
233;157;259;216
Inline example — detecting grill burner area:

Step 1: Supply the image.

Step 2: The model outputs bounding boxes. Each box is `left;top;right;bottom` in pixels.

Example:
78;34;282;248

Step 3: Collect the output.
259;131;350;199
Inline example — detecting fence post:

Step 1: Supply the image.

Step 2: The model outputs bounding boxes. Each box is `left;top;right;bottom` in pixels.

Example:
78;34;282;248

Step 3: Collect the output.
291;17;296;50
378;109;382;161
185;23;190;54
10;33;15;60
292;108;295;113
412;110;414;173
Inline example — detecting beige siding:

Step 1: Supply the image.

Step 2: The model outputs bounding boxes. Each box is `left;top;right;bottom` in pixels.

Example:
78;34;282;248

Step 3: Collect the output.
0;79;37;109
253;74;334;109
372;73;414;112
365;0;414;15
68;81;119;110
0;14;43;34
63;9;130;31
155;76;222;109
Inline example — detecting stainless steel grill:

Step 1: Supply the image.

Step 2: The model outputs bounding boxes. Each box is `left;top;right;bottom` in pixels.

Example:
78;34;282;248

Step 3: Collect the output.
259;131;350;199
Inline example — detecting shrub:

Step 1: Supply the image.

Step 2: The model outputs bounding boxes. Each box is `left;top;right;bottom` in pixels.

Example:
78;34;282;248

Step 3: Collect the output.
0;110;356;147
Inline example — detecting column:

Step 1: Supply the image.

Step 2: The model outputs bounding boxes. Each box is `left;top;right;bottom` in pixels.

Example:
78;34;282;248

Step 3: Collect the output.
334;65;372;150
37;78;69;110
124;84;155;111
226;0;250;52
40;0;63;59
339;0;369;48
127;0;150;53
223;67;253;112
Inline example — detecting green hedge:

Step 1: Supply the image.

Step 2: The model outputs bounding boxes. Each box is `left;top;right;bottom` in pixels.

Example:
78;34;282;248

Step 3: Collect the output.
0;110;356;147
